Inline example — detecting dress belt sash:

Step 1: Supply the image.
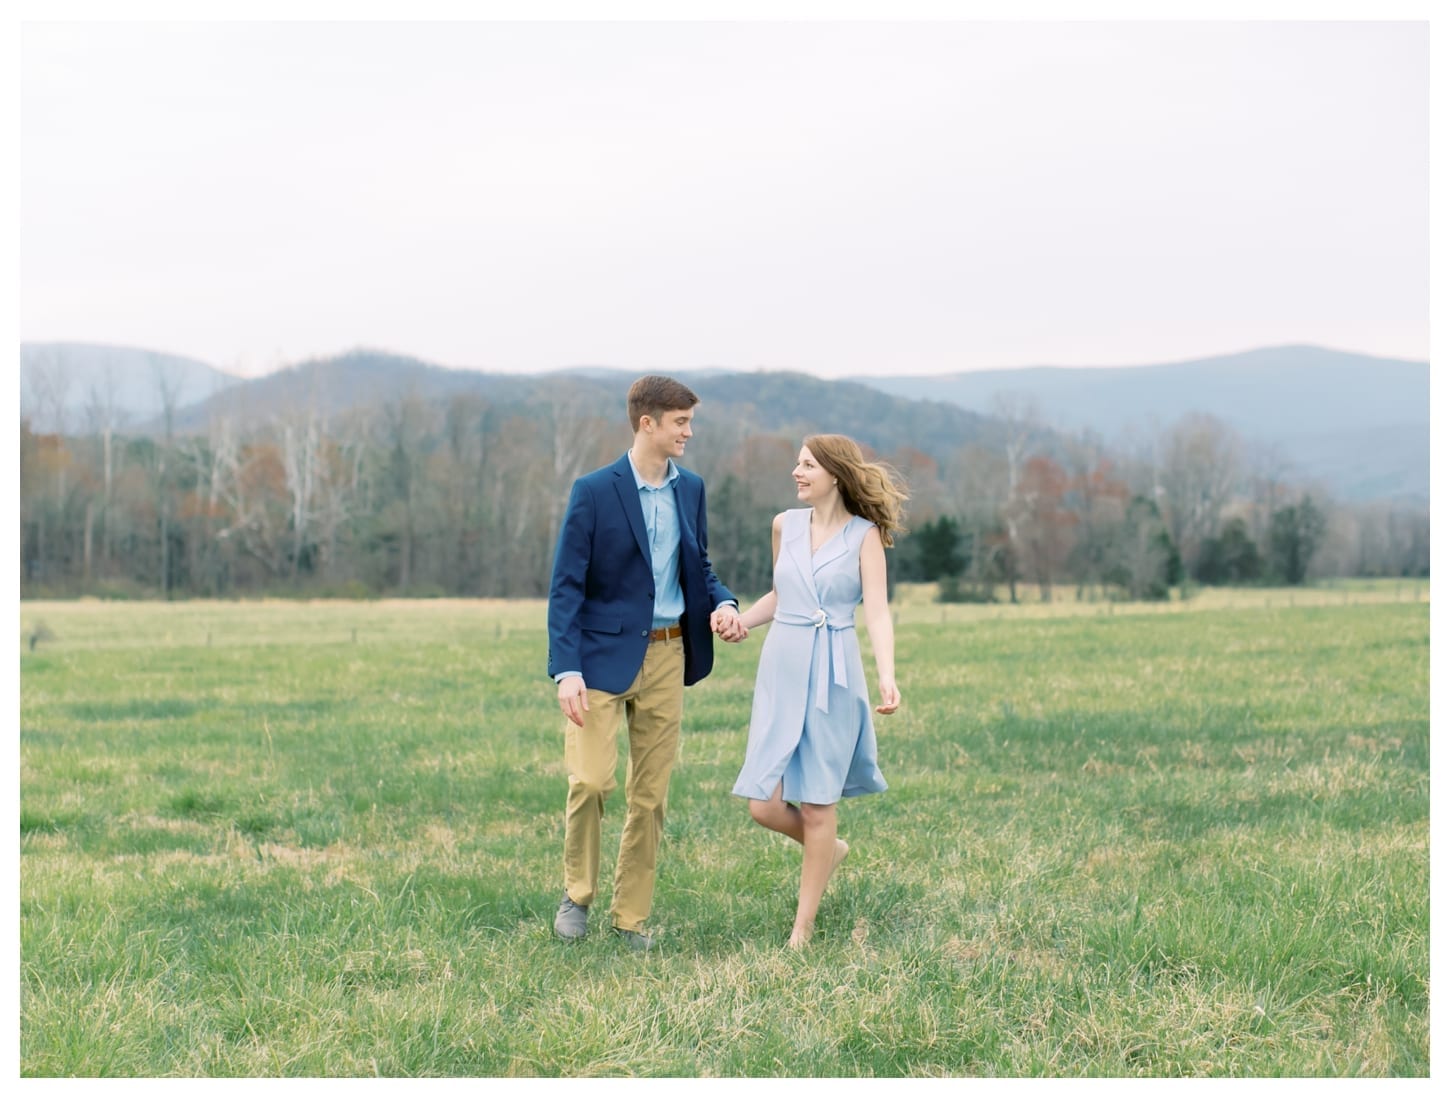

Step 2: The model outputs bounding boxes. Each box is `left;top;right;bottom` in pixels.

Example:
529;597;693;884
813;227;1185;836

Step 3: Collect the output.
774;607;852;712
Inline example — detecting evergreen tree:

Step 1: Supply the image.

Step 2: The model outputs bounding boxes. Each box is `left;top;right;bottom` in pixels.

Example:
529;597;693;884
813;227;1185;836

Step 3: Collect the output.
1269;495;1327;585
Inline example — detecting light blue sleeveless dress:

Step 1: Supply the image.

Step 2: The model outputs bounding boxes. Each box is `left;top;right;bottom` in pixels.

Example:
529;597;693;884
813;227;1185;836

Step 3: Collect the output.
732;509;888;806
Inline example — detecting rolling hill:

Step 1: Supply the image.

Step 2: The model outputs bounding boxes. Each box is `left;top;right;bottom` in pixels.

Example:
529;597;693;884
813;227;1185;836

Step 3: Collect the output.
145;351;1011;471
850;345;1429;502
17;341;1428;503
20;342;242;433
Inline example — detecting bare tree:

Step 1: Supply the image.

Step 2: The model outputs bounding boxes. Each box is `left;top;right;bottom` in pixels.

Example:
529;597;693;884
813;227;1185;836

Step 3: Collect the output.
991;393;1044;602
149;355;186;596
24;345;73;436
21;348;78;586
81;364;129;579
1008;455;1077;601
312;420;366;584
1158;413;1242;575
372;394;436;591
547;388;614;558
177;411;236;592
1243;436;1292;548
210;425;292;581
279;408;323;579
150;355;184;443
475;413;569;596
939;441;1017;601
1062;434;1131;600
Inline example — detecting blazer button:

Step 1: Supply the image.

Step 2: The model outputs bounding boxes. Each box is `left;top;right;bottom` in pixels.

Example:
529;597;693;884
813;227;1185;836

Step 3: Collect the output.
641;630;649;637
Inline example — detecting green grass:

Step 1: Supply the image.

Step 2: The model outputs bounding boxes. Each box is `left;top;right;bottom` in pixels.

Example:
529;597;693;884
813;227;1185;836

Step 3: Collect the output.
18;593;1429;1076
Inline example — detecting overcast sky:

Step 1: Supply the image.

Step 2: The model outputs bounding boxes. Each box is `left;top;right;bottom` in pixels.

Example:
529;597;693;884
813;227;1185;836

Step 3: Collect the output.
19;15;1430;378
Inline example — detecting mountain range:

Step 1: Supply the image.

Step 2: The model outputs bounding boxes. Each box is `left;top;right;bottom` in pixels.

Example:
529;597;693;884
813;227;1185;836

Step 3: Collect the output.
851;344;1428;503
18;341;1429;504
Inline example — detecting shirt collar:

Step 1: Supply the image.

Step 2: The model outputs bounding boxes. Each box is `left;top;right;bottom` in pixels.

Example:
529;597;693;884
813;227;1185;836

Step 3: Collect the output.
626;450;679;491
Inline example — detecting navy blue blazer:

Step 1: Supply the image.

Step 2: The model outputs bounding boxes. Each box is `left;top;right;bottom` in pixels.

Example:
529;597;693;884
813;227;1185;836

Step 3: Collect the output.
547;453;736;694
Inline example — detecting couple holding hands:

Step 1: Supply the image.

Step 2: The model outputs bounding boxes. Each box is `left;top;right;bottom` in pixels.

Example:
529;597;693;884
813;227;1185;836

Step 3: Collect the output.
547;375;907;951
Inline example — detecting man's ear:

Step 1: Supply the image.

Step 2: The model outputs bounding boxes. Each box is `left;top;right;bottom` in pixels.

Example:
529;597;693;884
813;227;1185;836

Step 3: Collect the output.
638;414;655;433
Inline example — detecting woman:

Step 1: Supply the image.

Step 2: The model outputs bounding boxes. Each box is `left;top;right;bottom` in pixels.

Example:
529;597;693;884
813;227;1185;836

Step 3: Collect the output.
732;434;908;947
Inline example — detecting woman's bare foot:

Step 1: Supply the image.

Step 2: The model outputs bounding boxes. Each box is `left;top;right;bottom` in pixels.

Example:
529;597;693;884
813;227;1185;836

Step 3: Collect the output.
833;839;849;869
787;924;813;949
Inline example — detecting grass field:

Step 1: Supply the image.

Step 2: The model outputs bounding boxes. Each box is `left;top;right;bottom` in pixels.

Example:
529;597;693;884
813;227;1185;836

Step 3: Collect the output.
18;587;1429;1076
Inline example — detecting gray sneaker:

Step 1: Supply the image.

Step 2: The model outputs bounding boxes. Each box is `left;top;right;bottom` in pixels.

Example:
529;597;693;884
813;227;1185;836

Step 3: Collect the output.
554;895;588;940
612;926;655;952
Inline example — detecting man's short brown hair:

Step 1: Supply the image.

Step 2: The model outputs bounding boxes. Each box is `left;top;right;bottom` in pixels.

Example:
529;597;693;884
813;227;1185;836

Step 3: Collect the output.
627;375;700;432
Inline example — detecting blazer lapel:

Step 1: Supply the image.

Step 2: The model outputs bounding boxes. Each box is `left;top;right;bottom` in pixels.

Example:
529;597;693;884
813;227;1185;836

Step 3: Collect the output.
611;455;651;566
672;474;695;549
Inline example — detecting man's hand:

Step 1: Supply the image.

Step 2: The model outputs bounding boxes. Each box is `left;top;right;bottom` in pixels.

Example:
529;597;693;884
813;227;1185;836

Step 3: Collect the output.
711;605;748;643
557;675;589;727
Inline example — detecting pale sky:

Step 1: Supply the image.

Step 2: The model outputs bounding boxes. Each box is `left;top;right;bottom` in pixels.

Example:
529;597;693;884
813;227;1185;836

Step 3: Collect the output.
18;10;1431;378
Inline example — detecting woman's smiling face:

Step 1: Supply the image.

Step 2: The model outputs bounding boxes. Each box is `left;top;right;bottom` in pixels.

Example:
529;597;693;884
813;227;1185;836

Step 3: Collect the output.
792;446;834;504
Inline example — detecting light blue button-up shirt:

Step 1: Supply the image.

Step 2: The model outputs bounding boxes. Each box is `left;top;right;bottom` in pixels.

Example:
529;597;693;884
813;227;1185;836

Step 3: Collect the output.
629;452;686;630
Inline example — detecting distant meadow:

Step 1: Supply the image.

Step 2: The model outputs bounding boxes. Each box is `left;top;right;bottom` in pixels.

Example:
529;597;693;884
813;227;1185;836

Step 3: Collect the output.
19;586;1428;1076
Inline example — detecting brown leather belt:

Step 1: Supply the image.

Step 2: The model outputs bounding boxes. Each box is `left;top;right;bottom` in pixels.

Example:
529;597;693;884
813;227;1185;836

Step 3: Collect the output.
649;624;683;642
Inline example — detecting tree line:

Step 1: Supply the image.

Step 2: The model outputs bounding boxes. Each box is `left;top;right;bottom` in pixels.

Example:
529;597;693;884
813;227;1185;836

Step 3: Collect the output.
18;388;1429;602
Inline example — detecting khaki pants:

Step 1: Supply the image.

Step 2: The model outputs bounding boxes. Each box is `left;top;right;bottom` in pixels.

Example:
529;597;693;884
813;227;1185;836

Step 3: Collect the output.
562;636;684;933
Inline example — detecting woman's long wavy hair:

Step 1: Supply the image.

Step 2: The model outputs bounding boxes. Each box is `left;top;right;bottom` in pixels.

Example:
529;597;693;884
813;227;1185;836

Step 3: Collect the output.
803;434;909;547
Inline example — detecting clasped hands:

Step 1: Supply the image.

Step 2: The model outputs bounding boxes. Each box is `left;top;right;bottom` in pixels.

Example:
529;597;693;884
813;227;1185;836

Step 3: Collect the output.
558;608;748;727
711;604;748;643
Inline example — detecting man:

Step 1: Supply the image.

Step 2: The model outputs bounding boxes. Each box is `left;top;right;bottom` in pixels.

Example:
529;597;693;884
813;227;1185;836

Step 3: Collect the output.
547;375;746;950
